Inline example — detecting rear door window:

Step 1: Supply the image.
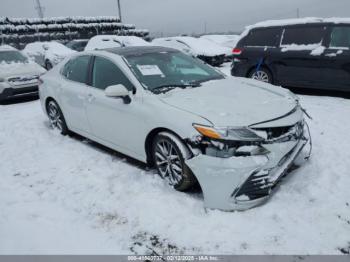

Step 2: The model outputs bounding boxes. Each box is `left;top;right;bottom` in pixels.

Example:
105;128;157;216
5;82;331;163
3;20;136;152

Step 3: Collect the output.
243;28;281;47
281;26;326;46
330;26;350;49
62;55;91;84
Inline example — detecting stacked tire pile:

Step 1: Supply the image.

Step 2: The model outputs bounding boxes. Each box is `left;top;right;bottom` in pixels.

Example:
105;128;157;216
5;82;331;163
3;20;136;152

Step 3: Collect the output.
0;16;149;49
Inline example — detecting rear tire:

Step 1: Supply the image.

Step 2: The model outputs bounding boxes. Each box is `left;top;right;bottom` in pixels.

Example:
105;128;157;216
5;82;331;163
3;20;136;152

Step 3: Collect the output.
152;132;196;191
46;100;69;136
248;67;273;84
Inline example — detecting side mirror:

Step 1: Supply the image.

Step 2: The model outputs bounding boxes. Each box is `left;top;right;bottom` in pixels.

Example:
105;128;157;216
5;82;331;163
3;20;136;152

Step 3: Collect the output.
104;84;131;104
43;44;49;51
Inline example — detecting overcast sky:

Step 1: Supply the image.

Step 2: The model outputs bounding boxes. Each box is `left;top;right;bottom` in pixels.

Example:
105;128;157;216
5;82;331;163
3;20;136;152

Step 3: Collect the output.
1;0;350;36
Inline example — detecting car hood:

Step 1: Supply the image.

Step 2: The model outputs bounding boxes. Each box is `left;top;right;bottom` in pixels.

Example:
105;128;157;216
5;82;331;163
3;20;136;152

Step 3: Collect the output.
0;62;46;79
158;77;299;127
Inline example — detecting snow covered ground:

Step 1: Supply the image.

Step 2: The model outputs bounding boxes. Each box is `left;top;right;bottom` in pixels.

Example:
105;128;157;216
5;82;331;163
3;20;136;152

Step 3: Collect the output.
1;64;350;255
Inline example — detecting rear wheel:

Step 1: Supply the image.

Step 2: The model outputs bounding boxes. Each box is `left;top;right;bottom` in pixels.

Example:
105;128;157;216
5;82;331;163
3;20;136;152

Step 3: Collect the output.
152;132;196;191
249;68;272;84
47;100;69;135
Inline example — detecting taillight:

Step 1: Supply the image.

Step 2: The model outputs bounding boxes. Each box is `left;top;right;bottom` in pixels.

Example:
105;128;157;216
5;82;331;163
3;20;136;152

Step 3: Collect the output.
232;48;242;55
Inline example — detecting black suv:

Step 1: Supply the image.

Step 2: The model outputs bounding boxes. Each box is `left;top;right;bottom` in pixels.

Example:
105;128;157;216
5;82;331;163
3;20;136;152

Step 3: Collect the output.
231;19;350;92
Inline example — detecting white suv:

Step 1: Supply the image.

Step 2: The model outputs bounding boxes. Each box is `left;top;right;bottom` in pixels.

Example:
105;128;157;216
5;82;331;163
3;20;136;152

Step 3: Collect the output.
39;46;311;211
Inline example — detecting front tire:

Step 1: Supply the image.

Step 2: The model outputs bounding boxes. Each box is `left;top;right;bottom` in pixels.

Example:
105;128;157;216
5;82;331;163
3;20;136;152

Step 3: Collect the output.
152;132;196;191
45;60;53;70
249;67;272;84
46;100;69;135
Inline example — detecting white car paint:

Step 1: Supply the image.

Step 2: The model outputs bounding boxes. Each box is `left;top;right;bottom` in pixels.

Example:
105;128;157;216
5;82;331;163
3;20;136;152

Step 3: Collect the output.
84;35;151;51
39;47;310;211
23;41;76;68
152;36;228;57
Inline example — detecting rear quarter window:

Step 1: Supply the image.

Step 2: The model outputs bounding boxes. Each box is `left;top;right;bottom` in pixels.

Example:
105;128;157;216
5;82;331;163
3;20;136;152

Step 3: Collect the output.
330;26;350;48
241;28;281;47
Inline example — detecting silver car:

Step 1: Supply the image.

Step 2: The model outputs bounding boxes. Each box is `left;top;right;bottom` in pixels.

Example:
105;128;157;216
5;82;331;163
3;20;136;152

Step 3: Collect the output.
39;46;311;211
0;45;46;101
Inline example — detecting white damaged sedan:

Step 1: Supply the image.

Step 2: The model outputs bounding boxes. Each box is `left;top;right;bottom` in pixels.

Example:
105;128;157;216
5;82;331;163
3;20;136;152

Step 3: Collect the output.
39;46;311;211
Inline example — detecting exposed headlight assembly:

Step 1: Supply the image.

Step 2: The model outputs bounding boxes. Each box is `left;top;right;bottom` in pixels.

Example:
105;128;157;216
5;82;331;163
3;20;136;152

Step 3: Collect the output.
193;124;266;142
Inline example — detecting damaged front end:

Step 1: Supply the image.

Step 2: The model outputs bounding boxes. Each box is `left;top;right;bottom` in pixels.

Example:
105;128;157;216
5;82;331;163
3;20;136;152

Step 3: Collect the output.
185;110;311;211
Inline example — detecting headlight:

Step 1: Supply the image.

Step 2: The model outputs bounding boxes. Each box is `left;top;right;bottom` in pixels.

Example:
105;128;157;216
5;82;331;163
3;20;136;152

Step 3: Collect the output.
193;124;266;142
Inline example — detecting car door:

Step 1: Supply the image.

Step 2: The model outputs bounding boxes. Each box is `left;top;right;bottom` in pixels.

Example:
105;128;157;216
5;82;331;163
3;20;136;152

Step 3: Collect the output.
320;25;350;91
85;55;145;155
276;25;326;87
59;55;92;133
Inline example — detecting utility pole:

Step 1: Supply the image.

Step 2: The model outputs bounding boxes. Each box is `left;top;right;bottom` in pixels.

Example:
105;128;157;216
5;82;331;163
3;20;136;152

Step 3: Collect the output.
204;21;207;34
35;0;45;19
296;8;300;18
117;0;122;22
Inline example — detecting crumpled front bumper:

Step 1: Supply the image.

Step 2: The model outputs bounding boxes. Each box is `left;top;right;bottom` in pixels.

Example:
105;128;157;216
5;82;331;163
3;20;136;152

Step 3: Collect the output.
186;130;310;211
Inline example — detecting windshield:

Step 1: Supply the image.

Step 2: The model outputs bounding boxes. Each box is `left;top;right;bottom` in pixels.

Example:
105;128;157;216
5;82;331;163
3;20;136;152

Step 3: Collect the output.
124;50;224;92
0;51;28;63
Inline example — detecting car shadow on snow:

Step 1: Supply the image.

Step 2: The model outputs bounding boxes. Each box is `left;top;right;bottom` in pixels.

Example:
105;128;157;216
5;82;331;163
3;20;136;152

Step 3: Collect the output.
287;86;350;99
64;129;203;193
0;94;39;105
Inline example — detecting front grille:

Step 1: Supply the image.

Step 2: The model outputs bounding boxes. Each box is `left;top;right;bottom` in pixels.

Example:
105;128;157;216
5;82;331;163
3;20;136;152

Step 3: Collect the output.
234;170;272;201
12;86;38;95
254;121;304;142
8;75;39;86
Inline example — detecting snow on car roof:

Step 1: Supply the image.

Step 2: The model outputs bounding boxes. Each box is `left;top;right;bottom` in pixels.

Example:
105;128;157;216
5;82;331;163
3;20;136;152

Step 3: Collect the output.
153;36;228;56
241;17;350;36
104;46;178;56
0;45;17;51
85;35;151;51
201;35;239;43
247;17;350;29
24;41;75;55
200;35;240;48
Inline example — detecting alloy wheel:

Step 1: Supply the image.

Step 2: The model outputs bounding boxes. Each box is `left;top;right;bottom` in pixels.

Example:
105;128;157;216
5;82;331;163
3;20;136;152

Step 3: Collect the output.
154;139;184;185
47;101;64;131
251;70;270;83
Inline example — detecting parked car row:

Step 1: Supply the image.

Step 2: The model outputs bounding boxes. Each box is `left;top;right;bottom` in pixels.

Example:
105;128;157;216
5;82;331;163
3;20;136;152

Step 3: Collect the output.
152;36;230;66
78;35;235;66
0;33;235;101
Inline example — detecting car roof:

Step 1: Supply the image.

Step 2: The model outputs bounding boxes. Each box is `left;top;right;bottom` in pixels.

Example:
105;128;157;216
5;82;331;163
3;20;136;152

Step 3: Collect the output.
241;18;350;35
239;17;350;40
103;46;178;56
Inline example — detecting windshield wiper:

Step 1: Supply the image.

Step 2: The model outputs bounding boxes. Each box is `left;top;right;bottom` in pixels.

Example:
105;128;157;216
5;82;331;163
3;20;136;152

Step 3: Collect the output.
191;76;224;85
152;83;200;94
